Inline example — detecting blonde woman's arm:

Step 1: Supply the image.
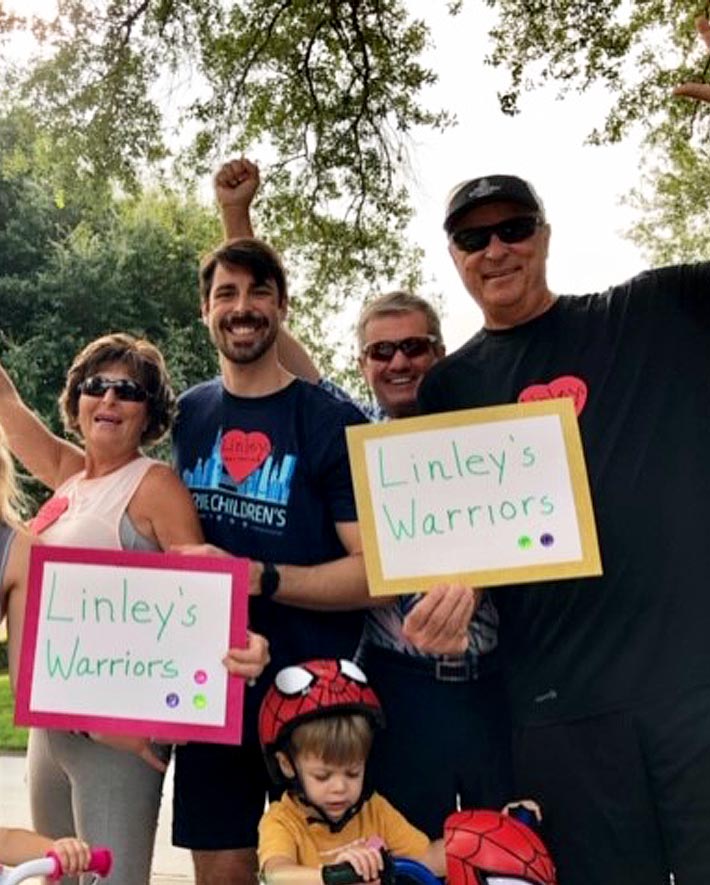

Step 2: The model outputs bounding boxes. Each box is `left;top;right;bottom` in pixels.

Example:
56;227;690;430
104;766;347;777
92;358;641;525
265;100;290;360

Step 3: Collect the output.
5;530;35;692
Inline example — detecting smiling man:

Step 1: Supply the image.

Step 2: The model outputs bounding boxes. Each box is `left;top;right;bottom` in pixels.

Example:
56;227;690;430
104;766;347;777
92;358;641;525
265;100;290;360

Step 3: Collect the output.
356;290;444;418
416;162;710;885
171;238;371;885
216;166;511;842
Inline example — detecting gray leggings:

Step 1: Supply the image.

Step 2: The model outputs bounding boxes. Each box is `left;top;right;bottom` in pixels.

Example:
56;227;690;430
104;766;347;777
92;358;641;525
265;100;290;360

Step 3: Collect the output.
28;728;166;885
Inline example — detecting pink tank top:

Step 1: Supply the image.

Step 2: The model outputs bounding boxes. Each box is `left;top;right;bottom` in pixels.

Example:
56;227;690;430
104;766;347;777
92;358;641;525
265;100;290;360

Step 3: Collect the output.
38;456;159;550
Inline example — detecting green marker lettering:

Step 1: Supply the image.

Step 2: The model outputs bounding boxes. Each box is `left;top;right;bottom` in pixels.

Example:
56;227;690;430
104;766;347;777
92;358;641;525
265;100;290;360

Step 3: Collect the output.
382;500;416;540
378;446;407;488
46;574;73;623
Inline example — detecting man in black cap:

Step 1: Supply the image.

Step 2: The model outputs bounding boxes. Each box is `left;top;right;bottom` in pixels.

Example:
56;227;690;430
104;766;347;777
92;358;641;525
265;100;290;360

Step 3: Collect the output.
416;28;710;884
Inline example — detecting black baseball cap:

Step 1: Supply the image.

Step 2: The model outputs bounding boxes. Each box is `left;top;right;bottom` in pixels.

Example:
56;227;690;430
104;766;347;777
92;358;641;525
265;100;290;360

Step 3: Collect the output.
444;175;544;233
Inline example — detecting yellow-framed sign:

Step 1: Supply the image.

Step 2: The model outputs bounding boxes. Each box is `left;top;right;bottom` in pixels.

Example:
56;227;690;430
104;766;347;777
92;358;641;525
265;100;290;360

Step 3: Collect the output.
346;399;601;595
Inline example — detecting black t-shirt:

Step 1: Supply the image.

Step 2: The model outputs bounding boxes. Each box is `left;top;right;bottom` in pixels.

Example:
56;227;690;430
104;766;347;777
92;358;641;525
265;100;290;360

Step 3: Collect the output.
173;377;368;737
418;263;710;725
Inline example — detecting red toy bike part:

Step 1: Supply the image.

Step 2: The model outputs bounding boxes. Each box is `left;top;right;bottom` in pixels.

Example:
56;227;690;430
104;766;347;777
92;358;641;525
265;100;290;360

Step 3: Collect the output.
445;809;556;885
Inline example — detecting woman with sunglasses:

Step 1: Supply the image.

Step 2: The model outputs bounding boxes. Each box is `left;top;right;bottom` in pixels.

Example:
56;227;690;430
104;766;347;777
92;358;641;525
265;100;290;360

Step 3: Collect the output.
0;333;269;885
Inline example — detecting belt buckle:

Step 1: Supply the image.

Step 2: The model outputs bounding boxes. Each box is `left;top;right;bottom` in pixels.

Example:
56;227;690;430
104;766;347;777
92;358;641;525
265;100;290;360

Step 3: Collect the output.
434;658;471;682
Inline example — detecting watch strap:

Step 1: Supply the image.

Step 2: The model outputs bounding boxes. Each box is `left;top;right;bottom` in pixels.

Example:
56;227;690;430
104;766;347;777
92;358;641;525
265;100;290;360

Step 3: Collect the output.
260;561;280;599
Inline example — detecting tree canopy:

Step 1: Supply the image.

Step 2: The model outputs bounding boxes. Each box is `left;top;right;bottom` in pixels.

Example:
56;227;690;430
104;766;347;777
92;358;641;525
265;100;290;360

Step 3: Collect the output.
1;0;448;349
2;0;710;338
0;107;220;509
479;0;710;262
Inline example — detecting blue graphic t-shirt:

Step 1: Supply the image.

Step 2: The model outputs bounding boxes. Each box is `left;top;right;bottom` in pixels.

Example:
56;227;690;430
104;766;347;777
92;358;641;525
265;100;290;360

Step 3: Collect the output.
173;377;368;733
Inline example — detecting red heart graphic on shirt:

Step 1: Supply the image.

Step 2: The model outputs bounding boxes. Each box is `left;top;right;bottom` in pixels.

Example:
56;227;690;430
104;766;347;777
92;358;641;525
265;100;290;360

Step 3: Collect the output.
221;430;272;483
29;496;69;536
518;375;588;416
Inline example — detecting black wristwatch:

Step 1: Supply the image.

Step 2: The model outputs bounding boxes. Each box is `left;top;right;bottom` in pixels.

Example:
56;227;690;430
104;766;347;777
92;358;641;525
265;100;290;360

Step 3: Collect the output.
260;561;280;599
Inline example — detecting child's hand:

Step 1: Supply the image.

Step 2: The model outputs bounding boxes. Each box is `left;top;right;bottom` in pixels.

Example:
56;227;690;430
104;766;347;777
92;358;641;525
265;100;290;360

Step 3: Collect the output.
502;798;542;822
49;837;91;875
333;840;384;882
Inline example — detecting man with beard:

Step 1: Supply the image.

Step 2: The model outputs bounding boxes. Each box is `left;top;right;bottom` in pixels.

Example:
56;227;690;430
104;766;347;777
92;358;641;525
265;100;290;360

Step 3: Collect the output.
170;238;372;885
214;167;502;841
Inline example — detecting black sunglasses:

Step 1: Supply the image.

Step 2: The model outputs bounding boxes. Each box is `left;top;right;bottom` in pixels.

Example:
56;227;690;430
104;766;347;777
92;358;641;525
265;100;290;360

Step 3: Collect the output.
451;215;541;253
362;335;438;363
79;375;148;402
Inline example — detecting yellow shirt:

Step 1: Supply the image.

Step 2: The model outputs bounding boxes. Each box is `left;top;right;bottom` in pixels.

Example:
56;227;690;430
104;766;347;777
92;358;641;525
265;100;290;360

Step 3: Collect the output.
258;791;430;870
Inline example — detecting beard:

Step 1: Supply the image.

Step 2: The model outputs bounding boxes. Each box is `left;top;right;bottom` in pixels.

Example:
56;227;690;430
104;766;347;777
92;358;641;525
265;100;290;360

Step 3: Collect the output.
212;312;279;365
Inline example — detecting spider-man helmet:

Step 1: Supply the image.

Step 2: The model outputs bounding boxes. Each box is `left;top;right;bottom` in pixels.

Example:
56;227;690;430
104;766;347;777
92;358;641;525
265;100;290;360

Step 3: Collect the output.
259;659;384;783
445;809;557;885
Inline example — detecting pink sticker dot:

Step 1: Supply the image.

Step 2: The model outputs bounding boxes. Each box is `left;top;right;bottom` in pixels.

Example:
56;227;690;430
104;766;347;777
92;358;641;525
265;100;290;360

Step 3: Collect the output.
194;670;208;684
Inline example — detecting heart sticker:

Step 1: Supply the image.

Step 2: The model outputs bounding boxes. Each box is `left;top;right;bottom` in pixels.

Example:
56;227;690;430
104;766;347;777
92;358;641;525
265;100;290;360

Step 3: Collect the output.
29;496;69;535
518;375;588;416
221;430;272;483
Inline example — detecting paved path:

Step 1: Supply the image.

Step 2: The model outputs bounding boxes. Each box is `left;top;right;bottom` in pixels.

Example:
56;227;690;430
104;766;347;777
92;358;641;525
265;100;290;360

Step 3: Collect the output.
1;751;192;883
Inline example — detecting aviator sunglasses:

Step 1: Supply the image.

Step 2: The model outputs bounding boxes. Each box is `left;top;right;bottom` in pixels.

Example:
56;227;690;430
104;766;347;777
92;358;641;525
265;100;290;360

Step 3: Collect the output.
79;375;149;402
451;215;541;253
362;335;438;363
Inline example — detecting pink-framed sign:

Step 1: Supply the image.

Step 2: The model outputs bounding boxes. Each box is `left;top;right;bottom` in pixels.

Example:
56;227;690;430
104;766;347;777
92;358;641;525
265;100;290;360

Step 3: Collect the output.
15;545;249;744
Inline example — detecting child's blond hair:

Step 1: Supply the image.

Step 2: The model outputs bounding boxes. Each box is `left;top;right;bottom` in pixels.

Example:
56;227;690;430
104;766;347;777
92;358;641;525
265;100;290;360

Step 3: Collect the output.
0;424;23;529
289;714;373;767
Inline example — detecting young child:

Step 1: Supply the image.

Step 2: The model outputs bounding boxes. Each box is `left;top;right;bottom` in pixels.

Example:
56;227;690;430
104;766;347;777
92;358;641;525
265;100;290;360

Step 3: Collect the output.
258;659;541;884
0;828;91;874
258;658;443;884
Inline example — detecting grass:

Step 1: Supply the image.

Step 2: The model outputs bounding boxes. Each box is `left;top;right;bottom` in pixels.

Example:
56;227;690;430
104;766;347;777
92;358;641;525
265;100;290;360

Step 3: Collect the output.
0;671;28;751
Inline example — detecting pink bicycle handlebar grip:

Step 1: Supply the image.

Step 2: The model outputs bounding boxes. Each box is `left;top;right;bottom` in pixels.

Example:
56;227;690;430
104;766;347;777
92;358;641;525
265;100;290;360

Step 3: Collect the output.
43;852;63;881
88;847;113;877
45;846;113;880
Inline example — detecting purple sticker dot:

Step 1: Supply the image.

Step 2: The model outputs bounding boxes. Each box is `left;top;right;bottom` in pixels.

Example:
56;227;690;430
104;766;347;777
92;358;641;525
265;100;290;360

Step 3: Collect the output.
194;670;208;685
540;533;555;547
193;694;207;710
166;693;180;708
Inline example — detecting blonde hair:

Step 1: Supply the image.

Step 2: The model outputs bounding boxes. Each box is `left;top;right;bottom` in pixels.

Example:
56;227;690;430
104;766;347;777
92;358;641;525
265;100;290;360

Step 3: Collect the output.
289;714;373;767
0;424;23;528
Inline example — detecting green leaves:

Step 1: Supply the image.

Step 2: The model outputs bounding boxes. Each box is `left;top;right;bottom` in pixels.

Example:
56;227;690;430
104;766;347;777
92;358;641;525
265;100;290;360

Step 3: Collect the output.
483;0;710;260
0;0;452;372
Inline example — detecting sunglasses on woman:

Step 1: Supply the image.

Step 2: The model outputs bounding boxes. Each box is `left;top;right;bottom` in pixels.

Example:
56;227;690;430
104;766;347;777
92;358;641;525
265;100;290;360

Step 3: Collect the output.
79;375;149;402
451;215;541;253
362;335;438;363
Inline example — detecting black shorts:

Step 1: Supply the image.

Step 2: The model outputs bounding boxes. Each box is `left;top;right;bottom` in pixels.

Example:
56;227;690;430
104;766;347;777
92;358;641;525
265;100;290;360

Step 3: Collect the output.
513;683;710;885
172;741;276;851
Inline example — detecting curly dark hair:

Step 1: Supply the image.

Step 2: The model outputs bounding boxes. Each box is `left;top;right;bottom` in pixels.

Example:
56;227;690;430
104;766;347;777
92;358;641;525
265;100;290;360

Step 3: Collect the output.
59;333;176;447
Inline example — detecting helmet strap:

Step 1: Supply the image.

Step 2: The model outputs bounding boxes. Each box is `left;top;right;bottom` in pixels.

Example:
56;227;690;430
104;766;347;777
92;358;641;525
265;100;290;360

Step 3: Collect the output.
285;750;375;835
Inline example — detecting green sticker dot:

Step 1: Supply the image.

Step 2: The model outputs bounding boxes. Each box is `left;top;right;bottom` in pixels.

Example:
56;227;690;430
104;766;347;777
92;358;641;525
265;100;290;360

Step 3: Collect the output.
518;535;533;549
193;693;207;710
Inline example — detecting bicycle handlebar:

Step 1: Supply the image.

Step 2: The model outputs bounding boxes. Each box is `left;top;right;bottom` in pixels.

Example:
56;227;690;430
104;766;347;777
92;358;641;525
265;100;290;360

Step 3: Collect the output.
0;847;113;884
321;852;439;885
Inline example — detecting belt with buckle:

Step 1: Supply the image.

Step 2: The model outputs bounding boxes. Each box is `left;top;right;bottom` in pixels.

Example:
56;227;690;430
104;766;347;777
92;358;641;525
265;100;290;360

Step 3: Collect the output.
434;657;472;682
364;644;477;683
